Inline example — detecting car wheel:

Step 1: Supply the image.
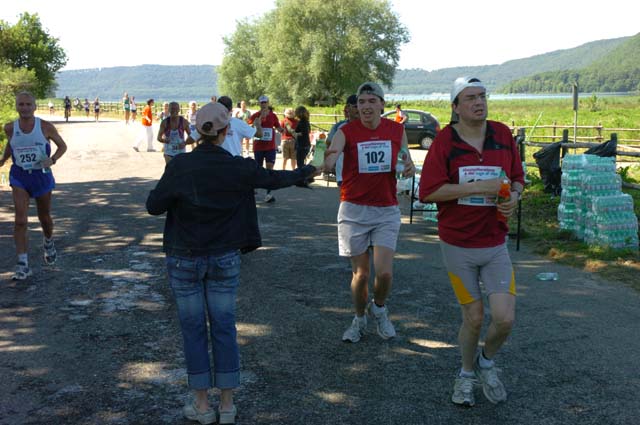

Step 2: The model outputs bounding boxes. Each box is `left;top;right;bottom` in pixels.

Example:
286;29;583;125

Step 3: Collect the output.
420;136;434;150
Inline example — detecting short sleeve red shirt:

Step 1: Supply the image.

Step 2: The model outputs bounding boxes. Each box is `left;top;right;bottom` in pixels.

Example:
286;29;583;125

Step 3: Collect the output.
249;111;280;151
418;121;524;248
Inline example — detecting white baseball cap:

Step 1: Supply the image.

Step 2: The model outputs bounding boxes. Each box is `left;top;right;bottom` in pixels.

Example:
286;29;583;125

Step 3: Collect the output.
451;77;485;102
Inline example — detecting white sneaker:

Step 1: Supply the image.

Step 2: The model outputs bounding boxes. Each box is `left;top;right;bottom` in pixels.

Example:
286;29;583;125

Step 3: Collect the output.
264;193;275;203
367;302;396;339
12;262;33;281
474;360;507;403
182;401;216;424
342;316;367;343
452;375;477;407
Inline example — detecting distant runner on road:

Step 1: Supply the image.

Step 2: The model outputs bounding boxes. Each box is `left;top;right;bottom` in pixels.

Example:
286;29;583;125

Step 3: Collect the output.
157;101;194;163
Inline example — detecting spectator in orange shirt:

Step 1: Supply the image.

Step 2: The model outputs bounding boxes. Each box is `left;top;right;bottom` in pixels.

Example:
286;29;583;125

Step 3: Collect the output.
394;104;408;124
133;99;156;152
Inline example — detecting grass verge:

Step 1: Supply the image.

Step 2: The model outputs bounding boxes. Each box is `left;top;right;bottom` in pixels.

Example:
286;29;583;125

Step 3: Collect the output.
515;174;640;292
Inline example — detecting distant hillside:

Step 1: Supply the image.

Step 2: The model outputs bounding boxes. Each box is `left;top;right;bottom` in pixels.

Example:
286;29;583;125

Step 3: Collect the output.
389;37;630;94
501;33;640;93
55;65;218;101
54;36;632;99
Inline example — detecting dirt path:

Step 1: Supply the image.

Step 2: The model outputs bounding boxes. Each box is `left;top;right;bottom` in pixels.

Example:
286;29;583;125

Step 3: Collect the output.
1;116;639;424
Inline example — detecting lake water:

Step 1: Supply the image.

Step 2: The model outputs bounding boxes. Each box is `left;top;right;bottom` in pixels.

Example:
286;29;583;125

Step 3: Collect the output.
92;92;635;104
386;92;635;101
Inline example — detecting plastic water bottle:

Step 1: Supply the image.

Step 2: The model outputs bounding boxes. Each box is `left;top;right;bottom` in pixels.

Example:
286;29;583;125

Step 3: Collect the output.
536;272;559;281
311;133;326;166
396;147;409;179
496;170;510;223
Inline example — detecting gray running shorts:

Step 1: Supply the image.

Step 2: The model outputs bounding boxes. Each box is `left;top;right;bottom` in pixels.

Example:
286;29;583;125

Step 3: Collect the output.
439;241;516;304
337;201;401;257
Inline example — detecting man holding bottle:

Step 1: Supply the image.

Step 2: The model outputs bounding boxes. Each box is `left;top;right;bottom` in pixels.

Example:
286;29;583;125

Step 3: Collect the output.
321;82;414;344
419;77;524;407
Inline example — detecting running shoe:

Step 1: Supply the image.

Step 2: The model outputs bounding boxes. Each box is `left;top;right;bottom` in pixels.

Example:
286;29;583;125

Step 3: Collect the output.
367;302;396;339
218;404;238;424
11;262;33;281
474;360;507;404
44;241;57;265
264;193;275;203
452;375;476;407
132;146;139;152
182;401;216;425
342;316;367;343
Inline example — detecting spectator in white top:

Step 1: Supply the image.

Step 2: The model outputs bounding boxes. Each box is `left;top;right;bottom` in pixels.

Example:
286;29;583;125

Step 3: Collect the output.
217;96;262;157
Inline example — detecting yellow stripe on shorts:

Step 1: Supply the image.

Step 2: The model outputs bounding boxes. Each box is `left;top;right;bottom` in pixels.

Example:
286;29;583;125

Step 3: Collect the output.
509;270;517;296
448;272;475;305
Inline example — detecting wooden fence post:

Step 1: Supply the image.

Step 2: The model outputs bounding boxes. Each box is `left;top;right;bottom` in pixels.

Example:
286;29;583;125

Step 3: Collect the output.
597;122;603;142
517;128;526;160
561;129;570;158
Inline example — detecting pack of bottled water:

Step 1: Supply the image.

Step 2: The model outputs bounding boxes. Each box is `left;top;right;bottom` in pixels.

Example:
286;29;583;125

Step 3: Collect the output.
558;154;638;249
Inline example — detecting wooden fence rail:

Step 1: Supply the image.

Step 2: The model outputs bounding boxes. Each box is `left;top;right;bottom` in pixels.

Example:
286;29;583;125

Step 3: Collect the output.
511;121;640;144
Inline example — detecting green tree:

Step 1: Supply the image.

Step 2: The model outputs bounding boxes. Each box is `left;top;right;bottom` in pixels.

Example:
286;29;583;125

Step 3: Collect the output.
0;12;67;98
219;0;409;104
0;64;38;149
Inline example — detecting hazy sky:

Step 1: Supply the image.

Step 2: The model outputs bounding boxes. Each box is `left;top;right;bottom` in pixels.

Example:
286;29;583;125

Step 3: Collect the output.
1;0;637;71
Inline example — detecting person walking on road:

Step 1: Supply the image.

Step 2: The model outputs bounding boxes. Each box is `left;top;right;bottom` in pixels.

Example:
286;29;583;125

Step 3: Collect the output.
280;108;298;170
235;100;252;156
187;101;198;133
321;82;415;343
0;92;67;280
146;102;318;425
133;99;155;152
291;106;311;168
83;98;90;118
247;95;284;203
130;96;138;122
419;77;525;407
123;92;131;124
63;96;72;122
93;97;101;122
157;101;194;163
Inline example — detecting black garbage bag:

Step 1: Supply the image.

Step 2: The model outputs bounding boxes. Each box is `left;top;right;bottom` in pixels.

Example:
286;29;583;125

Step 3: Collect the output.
585;138;617;157
533;142;562;195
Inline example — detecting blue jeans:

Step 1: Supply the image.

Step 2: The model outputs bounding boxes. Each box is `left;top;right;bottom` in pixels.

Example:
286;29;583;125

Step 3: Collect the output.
166;251;241;390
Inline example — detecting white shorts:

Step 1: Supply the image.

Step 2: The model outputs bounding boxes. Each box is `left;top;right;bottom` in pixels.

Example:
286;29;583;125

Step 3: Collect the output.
337;201;401;257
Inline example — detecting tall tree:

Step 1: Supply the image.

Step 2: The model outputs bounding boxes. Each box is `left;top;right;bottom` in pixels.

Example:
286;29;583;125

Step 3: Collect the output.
218;0;409;104
0;12;67;98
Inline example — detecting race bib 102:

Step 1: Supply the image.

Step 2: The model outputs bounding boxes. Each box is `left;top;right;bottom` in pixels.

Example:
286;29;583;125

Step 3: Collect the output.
357;140;392;174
